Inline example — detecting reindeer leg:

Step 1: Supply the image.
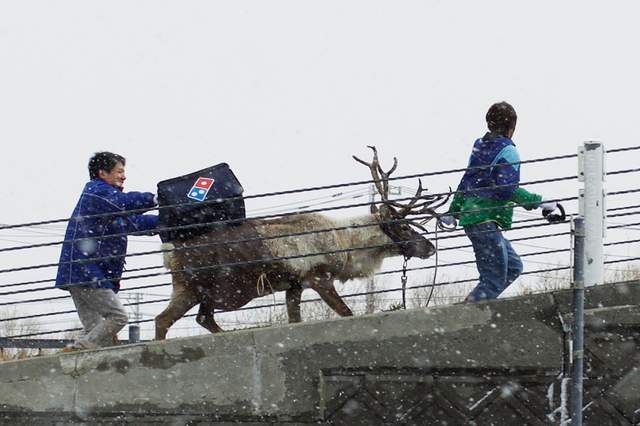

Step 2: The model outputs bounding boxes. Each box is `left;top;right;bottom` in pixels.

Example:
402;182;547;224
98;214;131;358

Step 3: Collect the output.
196;302;224;334
155;285;199;340
310;279;353;318
286;285;303;323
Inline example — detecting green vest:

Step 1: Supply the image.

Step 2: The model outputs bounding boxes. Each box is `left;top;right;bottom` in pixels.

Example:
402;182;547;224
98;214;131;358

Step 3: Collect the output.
448;187;542;229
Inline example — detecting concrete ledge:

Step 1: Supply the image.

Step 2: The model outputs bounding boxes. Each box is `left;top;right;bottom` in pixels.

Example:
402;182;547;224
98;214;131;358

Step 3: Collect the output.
0;281;638;424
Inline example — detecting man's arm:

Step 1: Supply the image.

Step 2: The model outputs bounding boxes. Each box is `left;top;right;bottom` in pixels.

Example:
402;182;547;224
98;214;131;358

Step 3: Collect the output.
125;214;159;235
92;184;156;212
510;187;542;210
111;190;156;211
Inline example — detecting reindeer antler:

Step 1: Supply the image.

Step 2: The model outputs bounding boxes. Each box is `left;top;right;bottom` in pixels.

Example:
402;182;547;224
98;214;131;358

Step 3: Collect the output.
418;188;453;225
352;145;397;201
354;146;450;226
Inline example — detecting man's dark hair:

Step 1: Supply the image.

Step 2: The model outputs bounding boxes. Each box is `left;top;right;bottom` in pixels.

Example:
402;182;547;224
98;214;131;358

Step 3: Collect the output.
88;152;126;180
486;102;517;135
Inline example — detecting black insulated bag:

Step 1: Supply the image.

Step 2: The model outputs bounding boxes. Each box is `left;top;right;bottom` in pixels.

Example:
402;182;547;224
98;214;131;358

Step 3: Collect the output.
157;163;246;243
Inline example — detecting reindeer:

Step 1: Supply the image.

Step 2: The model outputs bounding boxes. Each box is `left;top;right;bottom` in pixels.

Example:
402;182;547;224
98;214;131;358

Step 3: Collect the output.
155;147;447;340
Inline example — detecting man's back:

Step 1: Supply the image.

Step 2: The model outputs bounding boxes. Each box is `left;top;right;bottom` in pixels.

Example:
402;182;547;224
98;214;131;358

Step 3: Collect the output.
459;133;520;199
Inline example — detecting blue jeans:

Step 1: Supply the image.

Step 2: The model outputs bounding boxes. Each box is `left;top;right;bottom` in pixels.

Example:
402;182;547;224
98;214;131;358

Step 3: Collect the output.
464;222;523;301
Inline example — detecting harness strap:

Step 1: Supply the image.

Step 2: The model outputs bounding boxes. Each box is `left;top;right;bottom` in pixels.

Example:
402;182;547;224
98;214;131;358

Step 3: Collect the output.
256;272;272;297
256;272;278;323
401;256;408;309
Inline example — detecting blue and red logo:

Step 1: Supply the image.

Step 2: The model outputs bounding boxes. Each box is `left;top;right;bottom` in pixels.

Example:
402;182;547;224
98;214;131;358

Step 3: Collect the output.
187;177;215;202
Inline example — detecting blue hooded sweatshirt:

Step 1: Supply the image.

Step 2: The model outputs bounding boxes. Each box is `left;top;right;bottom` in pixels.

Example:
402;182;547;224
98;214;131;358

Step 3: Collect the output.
448;133;542;228
55;179;158;292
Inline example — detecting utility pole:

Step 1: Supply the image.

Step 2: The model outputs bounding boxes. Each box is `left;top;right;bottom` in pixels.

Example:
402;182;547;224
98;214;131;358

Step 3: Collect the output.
579;142;605;288
365;184;377;314
570;217;585;426
571;142;605;426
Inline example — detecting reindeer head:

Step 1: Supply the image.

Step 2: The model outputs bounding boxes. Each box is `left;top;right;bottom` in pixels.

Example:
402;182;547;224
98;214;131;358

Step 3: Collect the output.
353;146;448;260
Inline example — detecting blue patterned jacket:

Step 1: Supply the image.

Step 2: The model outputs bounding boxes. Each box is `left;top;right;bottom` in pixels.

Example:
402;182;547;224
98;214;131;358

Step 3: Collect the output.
55;179;158;292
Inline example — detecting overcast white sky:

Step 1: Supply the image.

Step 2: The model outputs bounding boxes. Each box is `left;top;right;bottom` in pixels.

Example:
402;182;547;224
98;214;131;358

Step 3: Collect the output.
1;1;639;339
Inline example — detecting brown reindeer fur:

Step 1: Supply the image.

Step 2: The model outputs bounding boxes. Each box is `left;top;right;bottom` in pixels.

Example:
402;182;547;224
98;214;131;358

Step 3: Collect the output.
156;212;432;339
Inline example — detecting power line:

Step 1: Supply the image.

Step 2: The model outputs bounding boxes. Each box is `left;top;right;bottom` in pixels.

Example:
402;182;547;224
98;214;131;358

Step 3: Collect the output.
0;174;579;255
0;156;635;252
3;265;578;338
0;151;582;232
1;202;634;296
0;216;574;296
0;213;576;296
0;201;575;288
606;146;640;154
9;254;640;339
0;196;581;277
0;244;582;324
2;146;640;340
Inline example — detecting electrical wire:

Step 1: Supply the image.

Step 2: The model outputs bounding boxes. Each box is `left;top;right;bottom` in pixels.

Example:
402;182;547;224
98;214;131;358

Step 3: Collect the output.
8;251;640;339
0;196;579;278
4;265;580;338
3;146;640;340
0;217;576;297
0;175;579;256
0;199;640;295
606;146;640;154
0;151;582;232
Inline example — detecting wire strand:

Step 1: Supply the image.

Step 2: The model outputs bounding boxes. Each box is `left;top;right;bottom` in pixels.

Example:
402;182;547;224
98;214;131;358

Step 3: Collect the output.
3;265;577;338
0;151;580;232
0;174;580;254
0;217;574;296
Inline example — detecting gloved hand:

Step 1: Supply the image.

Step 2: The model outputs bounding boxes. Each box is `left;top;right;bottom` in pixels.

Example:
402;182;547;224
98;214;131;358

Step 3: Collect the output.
439;214;457;228
539;200;558;216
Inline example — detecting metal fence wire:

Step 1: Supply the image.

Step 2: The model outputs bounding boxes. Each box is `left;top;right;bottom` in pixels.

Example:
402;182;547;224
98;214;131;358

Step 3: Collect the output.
0;145;639;346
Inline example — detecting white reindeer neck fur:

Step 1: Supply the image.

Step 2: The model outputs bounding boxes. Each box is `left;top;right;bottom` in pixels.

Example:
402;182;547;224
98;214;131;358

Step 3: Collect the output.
334;214;386;246
333;213;398;280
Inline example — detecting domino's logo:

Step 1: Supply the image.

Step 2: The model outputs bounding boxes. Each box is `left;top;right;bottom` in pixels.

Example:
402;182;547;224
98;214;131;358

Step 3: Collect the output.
187;177;215;202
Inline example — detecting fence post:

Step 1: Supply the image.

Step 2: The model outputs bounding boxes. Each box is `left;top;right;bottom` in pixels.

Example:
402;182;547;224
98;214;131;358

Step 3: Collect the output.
570;217;585;425
127;292;142;343
579;142;605;288
571;142;606;425
128;324;140;344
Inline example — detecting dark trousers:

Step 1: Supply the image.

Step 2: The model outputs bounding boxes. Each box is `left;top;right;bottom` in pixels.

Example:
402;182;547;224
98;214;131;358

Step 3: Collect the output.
464;222;523;301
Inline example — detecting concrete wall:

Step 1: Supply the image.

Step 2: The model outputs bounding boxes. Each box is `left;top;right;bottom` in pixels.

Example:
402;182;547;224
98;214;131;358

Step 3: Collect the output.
0;281;638;424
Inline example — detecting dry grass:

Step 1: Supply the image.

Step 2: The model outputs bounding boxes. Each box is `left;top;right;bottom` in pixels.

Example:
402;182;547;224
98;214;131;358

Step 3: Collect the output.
606;262;640;283
409;274;473;308
0;308;51;361
519;266;572;295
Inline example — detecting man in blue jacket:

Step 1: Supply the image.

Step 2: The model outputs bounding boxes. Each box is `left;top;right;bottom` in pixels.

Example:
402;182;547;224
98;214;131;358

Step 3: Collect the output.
444;102;559;301
56;152;158;351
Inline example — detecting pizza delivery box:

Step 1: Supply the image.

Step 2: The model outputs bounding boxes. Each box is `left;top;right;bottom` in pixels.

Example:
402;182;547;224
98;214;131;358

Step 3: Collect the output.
157;163;246;243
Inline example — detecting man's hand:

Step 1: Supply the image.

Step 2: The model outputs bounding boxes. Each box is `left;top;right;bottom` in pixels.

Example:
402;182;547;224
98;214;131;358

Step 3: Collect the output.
539;200;558;216
439;214;457;228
